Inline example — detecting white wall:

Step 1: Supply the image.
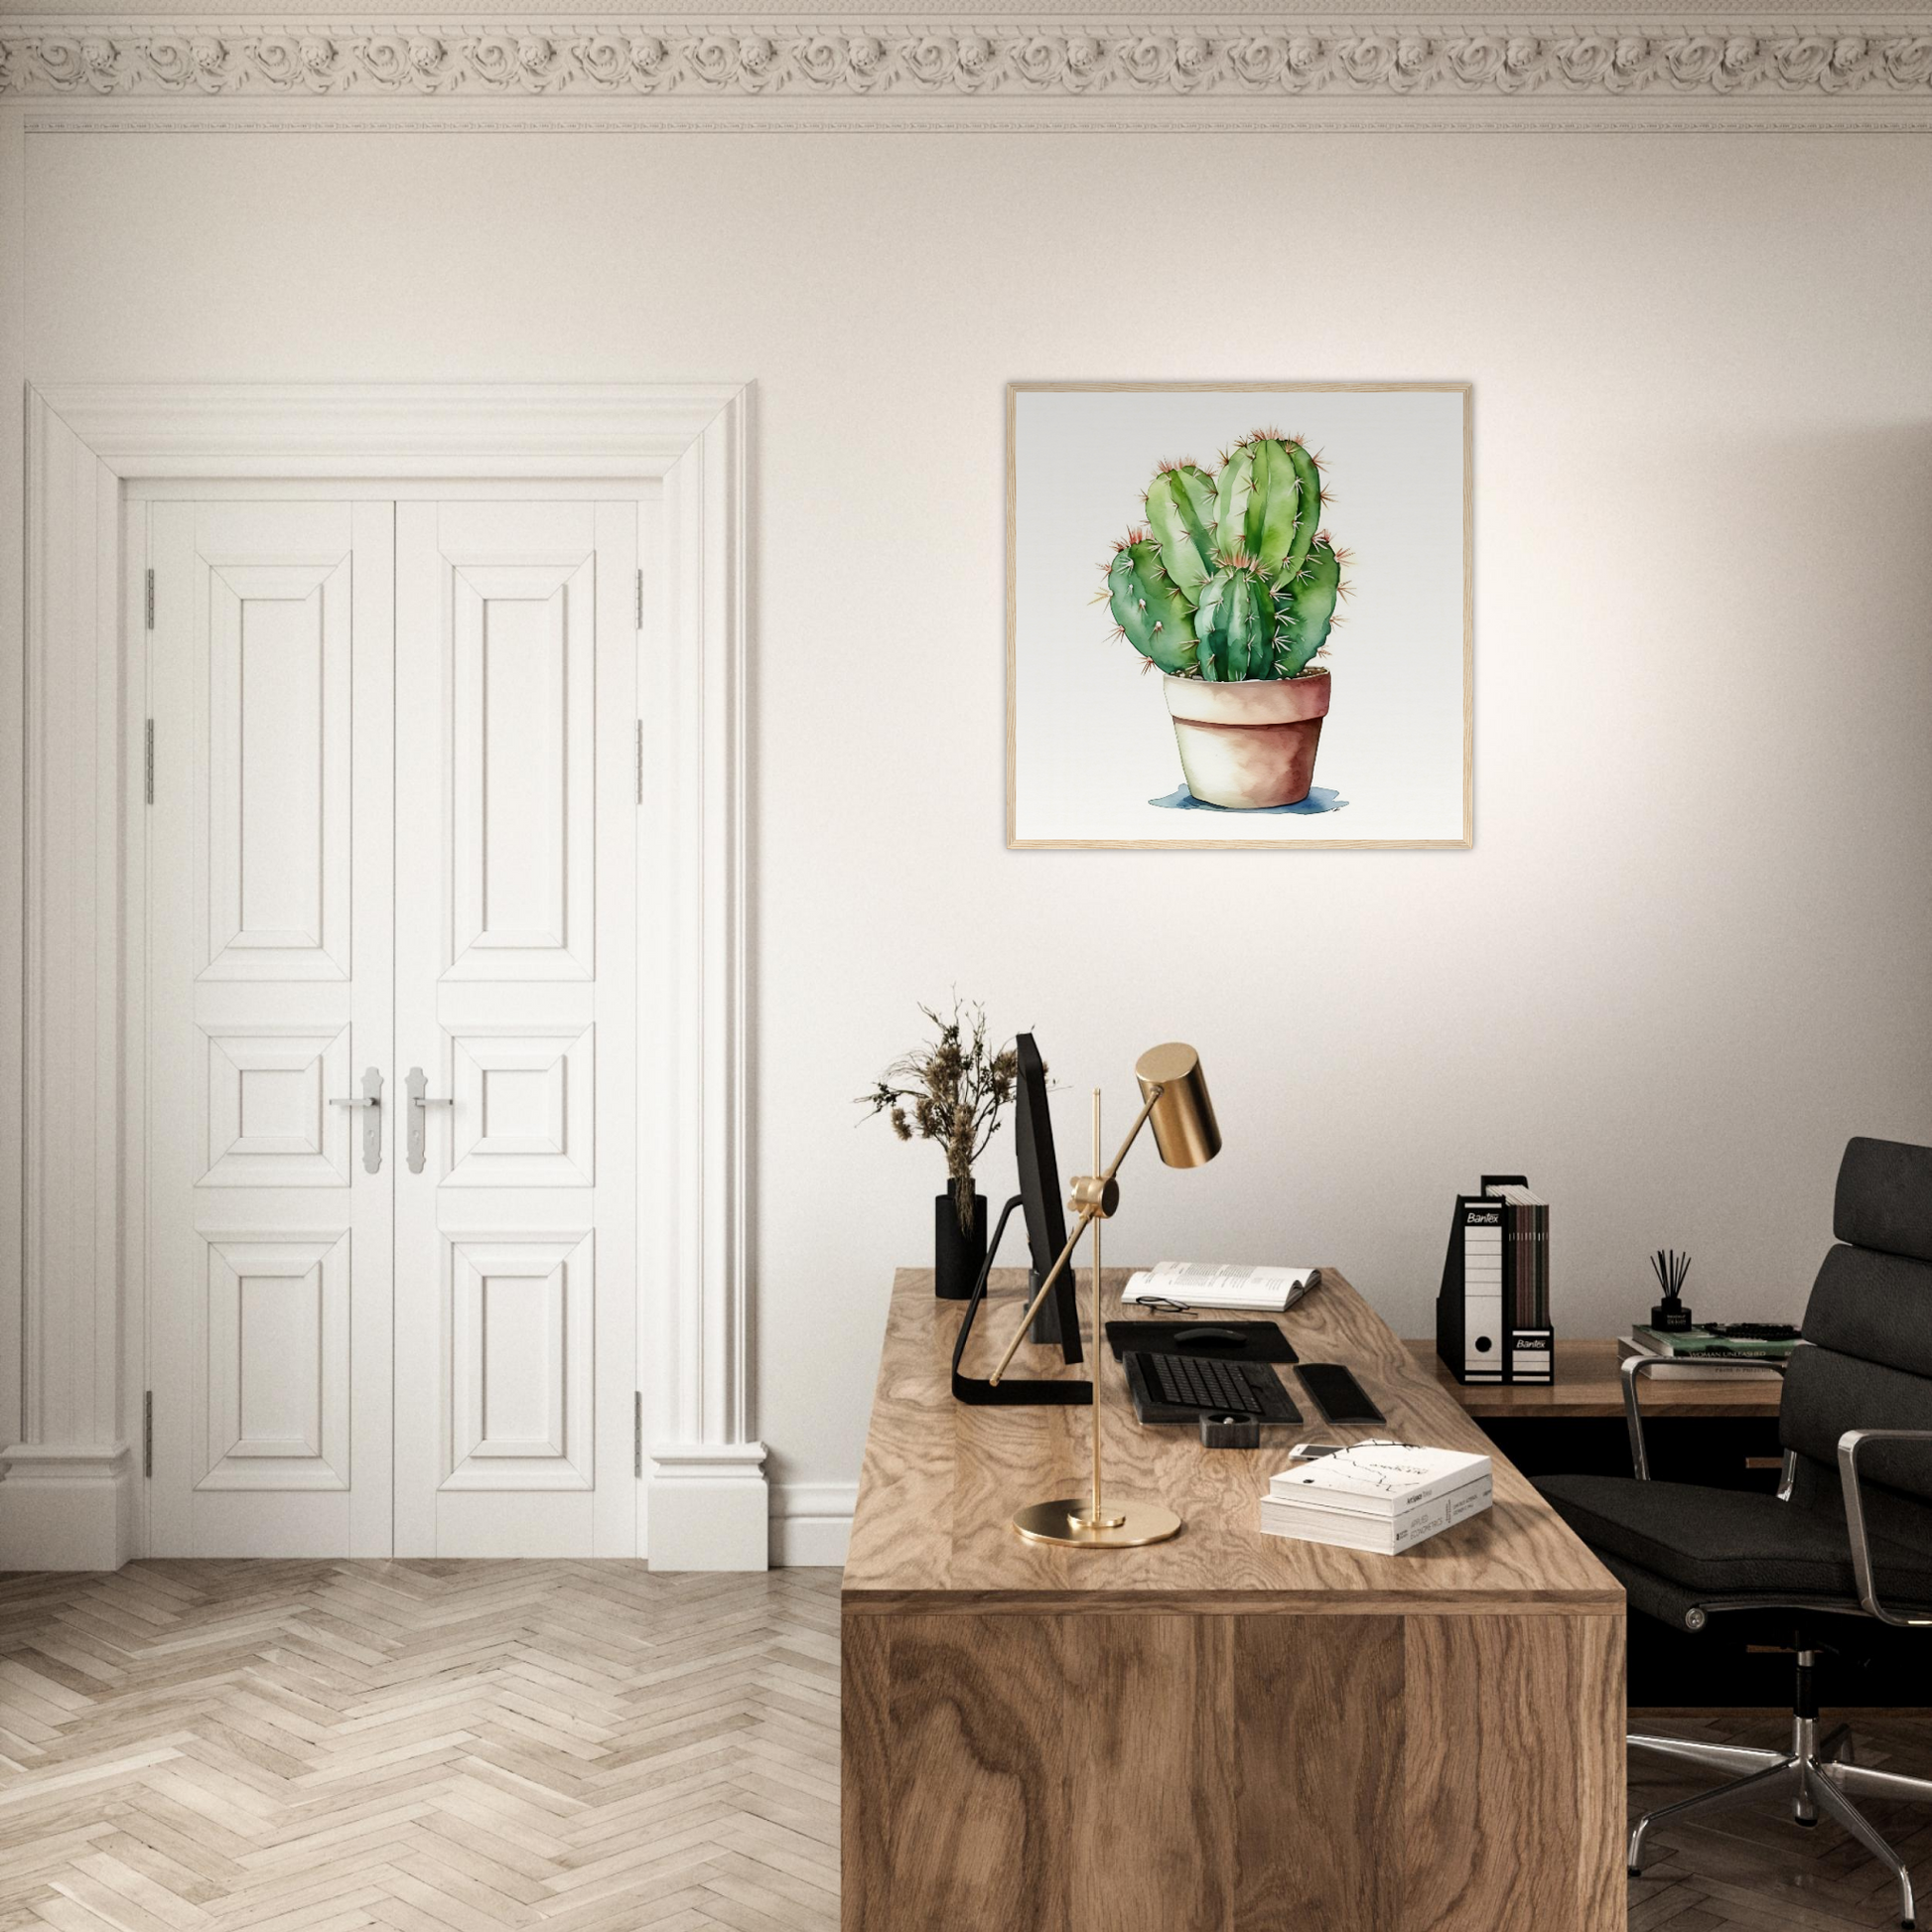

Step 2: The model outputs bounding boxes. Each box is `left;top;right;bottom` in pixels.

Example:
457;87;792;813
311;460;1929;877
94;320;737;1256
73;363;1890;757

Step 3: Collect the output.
21;127;1932;1540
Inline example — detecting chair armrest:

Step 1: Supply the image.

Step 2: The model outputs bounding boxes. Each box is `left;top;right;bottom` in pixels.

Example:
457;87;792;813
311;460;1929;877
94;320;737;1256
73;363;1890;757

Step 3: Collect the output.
1838;1429;1932;1627
1621;1351;1788;1481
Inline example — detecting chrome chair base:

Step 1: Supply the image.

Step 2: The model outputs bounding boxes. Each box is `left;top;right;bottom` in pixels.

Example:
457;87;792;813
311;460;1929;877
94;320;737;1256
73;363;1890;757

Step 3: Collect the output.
1630;1713;1932;1928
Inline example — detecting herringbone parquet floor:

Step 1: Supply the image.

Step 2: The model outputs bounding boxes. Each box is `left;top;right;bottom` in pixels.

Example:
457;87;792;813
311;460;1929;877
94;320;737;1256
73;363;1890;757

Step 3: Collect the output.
5;1561;1932;1931
0;1562;840;1932
1628;1706;1932;1931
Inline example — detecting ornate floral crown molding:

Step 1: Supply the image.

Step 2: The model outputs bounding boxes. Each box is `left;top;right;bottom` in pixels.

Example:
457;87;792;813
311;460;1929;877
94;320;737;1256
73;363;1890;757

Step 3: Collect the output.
4;16;1931;124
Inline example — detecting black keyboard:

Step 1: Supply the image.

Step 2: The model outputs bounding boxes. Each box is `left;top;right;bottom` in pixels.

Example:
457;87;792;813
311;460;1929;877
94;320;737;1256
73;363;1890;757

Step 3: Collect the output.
1127;1350;1302;1423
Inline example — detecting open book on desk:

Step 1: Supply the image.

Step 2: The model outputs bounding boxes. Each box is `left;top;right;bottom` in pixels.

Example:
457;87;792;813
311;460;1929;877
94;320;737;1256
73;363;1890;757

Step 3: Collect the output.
1122;1261;1320;1313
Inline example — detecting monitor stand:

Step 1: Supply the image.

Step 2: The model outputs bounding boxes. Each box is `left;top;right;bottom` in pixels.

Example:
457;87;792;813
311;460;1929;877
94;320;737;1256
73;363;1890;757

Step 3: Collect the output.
1029;1269;1070;1347
951;1196;1092;1407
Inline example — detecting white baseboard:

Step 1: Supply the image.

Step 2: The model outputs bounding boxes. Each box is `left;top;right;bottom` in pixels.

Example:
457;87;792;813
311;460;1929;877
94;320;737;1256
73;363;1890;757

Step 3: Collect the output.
646;1441;769;1571
770;1481;855;1568
0;1440;850;1573
0;1443;136;1571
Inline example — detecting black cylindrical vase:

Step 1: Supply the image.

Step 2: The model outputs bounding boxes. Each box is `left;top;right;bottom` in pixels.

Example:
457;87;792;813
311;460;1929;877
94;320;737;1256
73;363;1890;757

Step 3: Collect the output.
934;1187;988;1300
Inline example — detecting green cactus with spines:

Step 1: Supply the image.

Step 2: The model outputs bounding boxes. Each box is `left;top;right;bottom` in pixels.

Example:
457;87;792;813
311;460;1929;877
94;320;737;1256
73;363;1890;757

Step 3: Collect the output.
1277;439;1323;587
1277;538;1342;676
1104;537;1197;675
1213;435;1308;582
1193;562;1277;683
1143;463;1217;599
1103;431;1344;683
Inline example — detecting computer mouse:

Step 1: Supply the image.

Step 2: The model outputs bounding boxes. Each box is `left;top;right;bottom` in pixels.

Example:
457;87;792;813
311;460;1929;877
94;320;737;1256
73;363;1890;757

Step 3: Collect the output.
1175;1326;1247;1350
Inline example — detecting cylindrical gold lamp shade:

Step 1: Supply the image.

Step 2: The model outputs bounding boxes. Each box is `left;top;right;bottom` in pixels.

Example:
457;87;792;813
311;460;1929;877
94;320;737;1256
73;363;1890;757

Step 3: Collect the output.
1134;1042;1221;1169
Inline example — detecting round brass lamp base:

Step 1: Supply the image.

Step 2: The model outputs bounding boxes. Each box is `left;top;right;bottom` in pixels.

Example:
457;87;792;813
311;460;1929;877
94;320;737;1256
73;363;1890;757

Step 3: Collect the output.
1012;1497;1182;1549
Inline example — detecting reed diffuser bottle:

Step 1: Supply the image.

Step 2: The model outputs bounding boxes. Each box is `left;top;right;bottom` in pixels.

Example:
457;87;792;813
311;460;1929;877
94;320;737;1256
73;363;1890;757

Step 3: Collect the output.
1649;1249;1694;1332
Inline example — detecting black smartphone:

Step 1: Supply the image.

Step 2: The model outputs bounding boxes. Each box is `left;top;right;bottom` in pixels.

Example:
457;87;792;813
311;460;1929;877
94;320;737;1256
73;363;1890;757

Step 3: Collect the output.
1296;1363;1385;1425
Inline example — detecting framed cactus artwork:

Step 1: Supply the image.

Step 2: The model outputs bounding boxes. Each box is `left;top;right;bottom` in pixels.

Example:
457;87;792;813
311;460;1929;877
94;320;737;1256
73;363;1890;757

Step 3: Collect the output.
1006;381;1471;849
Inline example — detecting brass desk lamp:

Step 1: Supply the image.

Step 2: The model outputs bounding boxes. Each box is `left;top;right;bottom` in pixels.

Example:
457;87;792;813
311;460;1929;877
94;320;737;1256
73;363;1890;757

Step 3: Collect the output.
987;1041;1220;1549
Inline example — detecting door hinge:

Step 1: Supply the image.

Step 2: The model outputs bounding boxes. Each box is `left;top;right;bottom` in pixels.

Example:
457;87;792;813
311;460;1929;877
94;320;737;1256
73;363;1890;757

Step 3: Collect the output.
635;568;644;631
144;720;155;805
144;568;155;630
635;720;644;806
143;1391;153;1477
633;1392;643;1479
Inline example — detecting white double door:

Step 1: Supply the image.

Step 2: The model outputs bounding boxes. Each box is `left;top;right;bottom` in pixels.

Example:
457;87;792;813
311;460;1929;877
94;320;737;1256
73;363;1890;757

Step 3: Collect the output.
147;495;638;1557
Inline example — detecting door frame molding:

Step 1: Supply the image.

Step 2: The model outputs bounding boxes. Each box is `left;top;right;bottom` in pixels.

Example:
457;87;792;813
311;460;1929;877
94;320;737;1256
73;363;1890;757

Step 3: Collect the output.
3;381;763;1570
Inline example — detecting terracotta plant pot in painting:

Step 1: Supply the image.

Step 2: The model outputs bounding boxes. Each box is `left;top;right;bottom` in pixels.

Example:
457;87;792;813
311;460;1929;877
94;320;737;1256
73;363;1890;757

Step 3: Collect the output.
1100;430;1350;816
1164;669;1331;810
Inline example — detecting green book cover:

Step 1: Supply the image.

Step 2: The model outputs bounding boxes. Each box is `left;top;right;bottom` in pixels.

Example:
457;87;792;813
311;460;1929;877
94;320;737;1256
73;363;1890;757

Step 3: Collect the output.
1632;1325;1798;1360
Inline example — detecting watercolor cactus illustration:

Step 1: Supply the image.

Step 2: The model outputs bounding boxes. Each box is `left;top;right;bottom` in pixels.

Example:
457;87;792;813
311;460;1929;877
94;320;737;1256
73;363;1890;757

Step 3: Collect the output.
1102;433;1344;684
1100;432;1349;809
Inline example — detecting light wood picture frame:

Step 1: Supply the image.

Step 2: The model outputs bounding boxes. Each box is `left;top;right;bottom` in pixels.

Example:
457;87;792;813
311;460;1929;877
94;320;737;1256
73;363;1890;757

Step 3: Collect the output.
1006;380;1472;850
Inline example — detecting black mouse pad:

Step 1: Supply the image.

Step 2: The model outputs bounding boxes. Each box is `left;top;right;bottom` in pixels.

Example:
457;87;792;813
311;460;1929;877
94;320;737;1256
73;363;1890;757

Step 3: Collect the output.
1104;1319;1298;1364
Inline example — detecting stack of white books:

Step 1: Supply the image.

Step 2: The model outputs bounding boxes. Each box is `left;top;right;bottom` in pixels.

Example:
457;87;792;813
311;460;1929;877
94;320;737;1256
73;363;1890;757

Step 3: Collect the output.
1259;1442;1493;1555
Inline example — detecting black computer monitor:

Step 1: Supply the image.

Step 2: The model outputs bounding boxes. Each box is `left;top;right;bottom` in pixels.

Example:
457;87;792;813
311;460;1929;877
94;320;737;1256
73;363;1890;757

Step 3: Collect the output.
1013;1034;1083;1364
948;1033;1090;1405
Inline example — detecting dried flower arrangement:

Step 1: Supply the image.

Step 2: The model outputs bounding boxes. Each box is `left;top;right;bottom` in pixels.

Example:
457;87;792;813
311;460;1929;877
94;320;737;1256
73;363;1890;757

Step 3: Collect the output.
860;999;1021;1233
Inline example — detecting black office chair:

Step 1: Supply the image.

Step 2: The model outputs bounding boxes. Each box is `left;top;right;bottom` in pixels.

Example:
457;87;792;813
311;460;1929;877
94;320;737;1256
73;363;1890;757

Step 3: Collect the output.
1537;1136;1932;1930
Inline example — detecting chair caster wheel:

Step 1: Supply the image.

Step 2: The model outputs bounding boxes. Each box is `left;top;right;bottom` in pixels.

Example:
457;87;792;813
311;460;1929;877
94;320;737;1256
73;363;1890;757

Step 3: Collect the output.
1796;1816;1818;1829
1627;1868;1641;1878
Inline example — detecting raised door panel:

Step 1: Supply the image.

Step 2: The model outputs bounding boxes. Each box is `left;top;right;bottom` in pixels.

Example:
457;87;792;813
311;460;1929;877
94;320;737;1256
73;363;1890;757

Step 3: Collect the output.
199;1232;350;1491
449;565;594;980
201;1024;352;1186
201;562;351;980
445;1026;594;1188
147;499;394;1559
394;500;637;1559
445;1232;593;1489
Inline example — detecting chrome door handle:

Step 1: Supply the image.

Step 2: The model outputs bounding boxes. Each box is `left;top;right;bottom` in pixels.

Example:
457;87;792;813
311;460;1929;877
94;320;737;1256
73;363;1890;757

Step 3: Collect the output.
405;1066;454;1175
329;1066;385;1174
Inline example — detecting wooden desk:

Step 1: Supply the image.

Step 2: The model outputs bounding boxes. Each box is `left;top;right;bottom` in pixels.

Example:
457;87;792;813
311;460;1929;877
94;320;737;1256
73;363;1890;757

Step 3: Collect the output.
1407;1337;1784;1419
843;1269;1625;1932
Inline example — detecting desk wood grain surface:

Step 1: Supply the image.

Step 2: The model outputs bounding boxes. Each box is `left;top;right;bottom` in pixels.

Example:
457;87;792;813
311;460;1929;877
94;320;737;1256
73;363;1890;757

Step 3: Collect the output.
841;1268;1626;1932
843;1267;1620;1612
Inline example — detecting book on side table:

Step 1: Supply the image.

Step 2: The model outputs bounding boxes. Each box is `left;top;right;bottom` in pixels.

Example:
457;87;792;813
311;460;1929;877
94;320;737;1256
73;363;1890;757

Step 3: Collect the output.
1258;1442;1493;1555
1618;1323;1798;1382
